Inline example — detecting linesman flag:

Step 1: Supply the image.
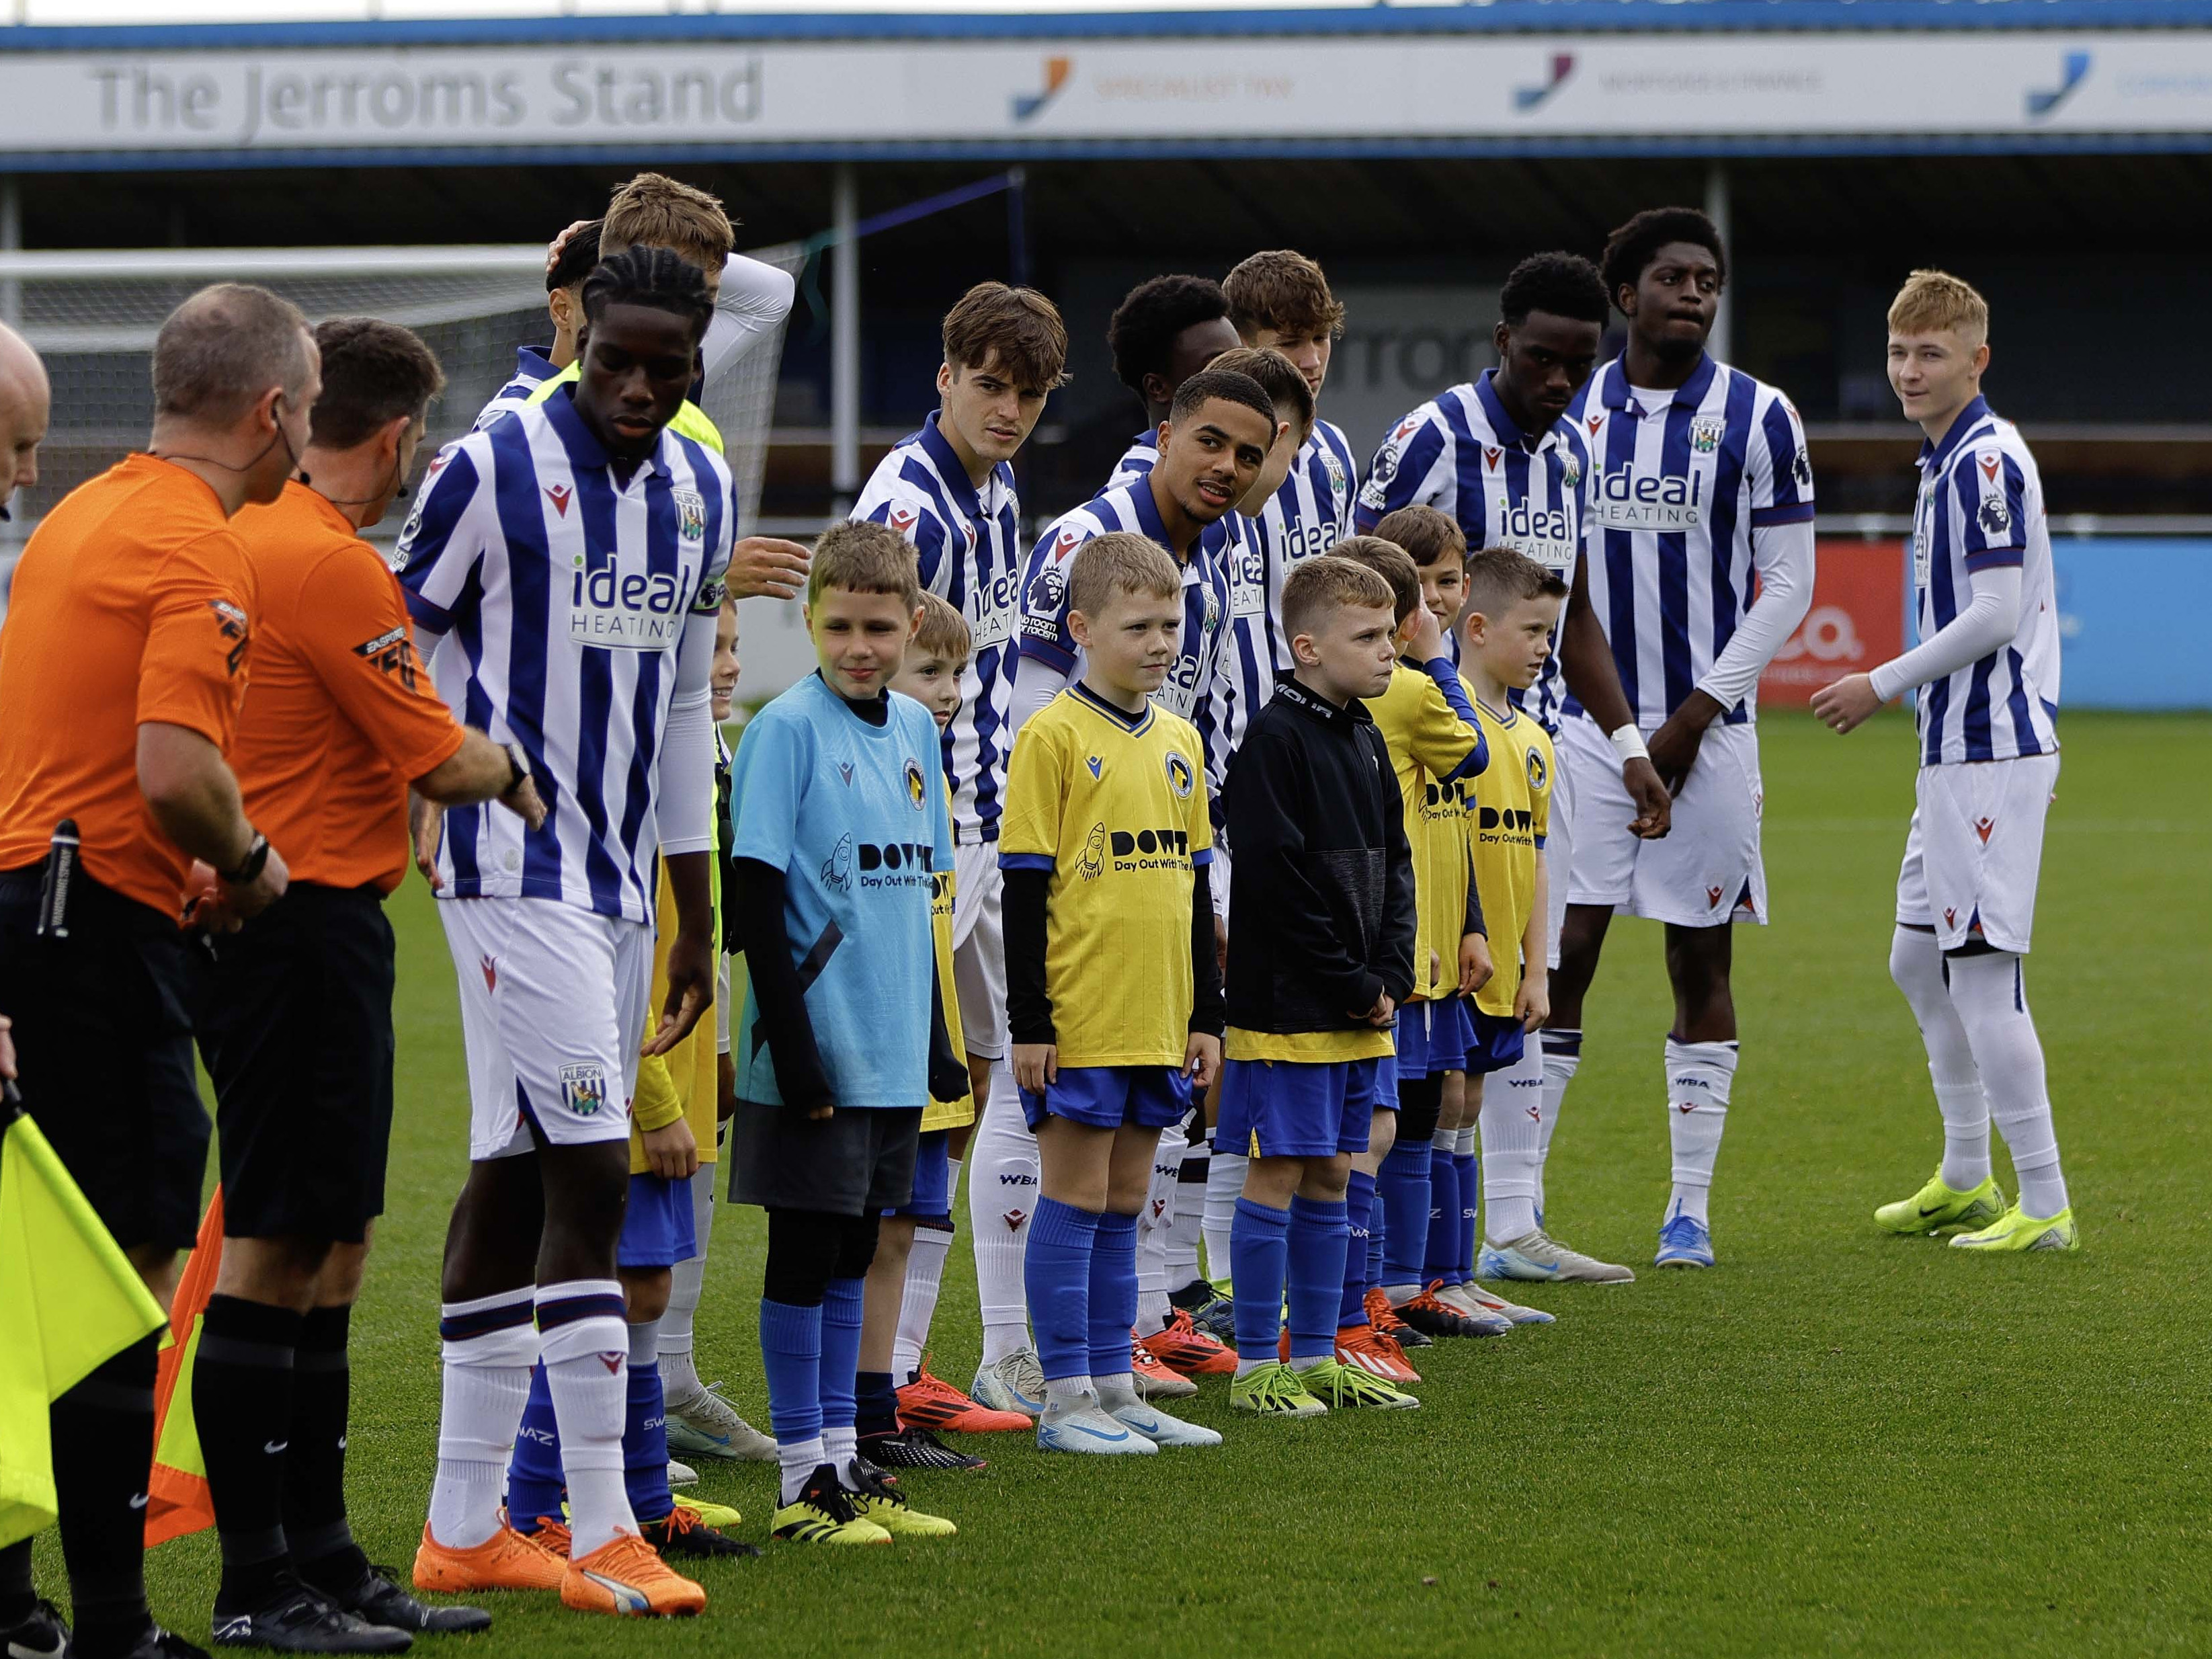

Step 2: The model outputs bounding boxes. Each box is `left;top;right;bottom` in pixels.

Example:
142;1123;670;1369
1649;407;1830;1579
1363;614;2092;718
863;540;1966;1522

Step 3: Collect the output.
0;1086;167;1549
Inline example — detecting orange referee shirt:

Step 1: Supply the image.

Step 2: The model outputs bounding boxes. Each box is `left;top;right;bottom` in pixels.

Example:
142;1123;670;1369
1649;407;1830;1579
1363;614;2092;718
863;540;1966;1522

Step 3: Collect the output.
227;481;465;896
0;454;257;916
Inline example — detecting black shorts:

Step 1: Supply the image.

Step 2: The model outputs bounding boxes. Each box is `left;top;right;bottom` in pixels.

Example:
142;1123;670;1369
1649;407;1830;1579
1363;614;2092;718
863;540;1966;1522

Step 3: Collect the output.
726;1101;922;1217
0;866;211;1252
196;882;396;1244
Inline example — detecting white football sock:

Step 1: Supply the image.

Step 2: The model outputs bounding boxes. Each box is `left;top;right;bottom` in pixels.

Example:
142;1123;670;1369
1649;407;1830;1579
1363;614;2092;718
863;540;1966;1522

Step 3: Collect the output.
891;1220;953;1381
1537;1029;1582;1211
1889;926;1990;1188
536;1280;635;1559
1947;951;2069;1217
1042;1375;1093;1413
658;1164;716;1401
427;1289;537;1550
1479;1044;1544;1244
824;1424;859;1484
1664;1038;1738;1226
969;1065;1038;1365
1202;1147;1246;1287
1092;1371;1137;1411
1167;1135;1209;1292
1133;1119;1184;1336
778;1437;824;1505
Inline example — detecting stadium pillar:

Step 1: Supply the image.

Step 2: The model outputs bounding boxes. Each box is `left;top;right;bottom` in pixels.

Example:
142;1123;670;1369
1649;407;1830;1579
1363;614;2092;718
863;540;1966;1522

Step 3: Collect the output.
831;162;860;512
1705;161;1732;366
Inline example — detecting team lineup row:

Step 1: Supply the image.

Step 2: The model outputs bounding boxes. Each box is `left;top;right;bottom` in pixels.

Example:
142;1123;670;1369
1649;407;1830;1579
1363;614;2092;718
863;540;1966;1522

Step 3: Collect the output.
0;170;2077;1654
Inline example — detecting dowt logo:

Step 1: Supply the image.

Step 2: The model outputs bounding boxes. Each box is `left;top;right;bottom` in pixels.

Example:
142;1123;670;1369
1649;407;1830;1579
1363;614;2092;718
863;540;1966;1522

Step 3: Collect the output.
2026;50;2090;119
1013;56;1071;122
1514;53;1575;112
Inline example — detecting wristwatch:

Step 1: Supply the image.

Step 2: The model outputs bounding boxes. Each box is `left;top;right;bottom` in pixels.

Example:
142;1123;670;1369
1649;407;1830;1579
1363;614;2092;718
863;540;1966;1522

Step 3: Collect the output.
503;741;532;795
222;832;270;886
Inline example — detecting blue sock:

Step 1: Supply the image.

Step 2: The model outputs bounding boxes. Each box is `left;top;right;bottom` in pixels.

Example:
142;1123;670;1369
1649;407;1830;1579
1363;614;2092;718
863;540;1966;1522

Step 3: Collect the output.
757;1298;823;1449
1366;1181;1387;1292
1285;1195;1349;1363
505;1363;564;1534
856;1370;899;1438
1230;1196;1291;1360
1026;1196;1101;1384
624;1360;672;1524
1340;1170;1376;1327
1427;1140;1460;1283
1455;1151;1479;1280
819;1278;865;1438
1379;1139;1432;1290
1089;1209;1139;1381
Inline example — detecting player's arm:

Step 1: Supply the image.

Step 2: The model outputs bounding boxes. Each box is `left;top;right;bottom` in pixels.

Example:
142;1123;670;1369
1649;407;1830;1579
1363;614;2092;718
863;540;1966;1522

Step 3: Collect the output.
1561;549;1669;838
1516;851;1551;1032
1458;841;1492;996
727;714;837;1116
700;253;798;389
1184;854;1225;1088
1373;740;1418;1017
1403;606;1487;780
1224;728;1383;1020
1010;525;1081;735
646;602;725;1057
998;721;1061;1093
1352;408;1452;536
631;1050;699;1180
1815;454;2026;734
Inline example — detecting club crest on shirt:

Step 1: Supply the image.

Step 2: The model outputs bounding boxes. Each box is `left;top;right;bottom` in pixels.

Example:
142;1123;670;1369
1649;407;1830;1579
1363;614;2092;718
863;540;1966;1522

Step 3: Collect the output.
1689;414;1727;454
671;488;706;542
559;1062;607;1117
1559;454;1582;490
905;757;928;810
1200;582;1221;636
1524;745;1547;793
1165;751;1195;799
1320;447;1348;496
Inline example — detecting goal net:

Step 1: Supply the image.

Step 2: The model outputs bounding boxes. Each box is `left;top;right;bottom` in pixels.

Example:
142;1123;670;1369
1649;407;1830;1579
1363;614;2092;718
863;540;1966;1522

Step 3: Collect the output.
0;240;801;592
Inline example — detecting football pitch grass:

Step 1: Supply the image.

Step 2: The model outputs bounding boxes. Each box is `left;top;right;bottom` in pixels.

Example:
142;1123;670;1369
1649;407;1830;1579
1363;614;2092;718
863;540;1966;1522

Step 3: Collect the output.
40;710;2208;1657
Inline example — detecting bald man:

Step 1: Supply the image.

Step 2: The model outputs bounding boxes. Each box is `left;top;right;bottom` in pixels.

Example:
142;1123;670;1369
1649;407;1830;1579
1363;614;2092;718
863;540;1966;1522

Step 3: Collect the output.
0;319;48;520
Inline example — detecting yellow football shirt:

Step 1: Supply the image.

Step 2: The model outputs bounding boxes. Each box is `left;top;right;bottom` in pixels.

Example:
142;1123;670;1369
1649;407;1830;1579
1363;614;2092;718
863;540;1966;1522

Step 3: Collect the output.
998;684;1212;1069
1465;687;1553;1019
925;789;977;1133
527;362;725;454
1362;659;1486;1002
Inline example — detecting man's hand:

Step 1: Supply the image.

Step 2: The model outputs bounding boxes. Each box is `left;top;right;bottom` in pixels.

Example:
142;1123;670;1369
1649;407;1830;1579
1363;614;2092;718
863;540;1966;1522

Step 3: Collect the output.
641;1117;699;1182
0;1012;15;1082
1647;690;1724;796
725;536;813;603
1407;604;1445;663
1515;969;1551;1034
497;774;548;833
1183;1030;1221;1090
1811;672;1885;735
181;860;237;933
410;793;444;891
1353;991;1396;1028
644;929;714;1056
1459;932;1493;998
220;842;289;922
716;1050;737;1123
1624;756;1672;839
545;219;593;274
1012;1041;1057;1096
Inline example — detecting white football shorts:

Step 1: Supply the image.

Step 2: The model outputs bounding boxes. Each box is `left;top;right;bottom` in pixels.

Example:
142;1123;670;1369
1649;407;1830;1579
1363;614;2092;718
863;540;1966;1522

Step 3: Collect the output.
441;895;653;1161
1895;752;2058;956
952;839;1007;1062
1561;715;1768;929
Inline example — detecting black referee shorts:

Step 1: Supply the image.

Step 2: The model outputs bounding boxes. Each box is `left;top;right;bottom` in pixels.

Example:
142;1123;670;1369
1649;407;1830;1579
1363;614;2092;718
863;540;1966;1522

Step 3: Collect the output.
0;865;211;1252
196;881;397;1244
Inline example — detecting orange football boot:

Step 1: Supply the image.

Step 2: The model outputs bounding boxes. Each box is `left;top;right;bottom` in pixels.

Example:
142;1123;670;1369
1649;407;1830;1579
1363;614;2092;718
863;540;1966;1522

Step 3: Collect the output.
1137;1308;1238;1376
1336;1322;1421;1384
411;1516;565;1594
561;1533;706;1618
897;1358;1032;1433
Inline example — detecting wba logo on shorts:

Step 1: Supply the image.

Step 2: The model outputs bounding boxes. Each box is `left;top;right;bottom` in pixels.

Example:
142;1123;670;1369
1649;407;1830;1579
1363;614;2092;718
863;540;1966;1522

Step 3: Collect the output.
560;1062;608;1117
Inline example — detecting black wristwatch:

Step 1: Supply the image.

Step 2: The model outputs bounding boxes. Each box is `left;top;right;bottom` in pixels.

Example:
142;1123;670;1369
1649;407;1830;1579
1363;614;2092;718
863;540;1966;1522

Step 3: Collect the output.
503;741;532;795
222;832;270;886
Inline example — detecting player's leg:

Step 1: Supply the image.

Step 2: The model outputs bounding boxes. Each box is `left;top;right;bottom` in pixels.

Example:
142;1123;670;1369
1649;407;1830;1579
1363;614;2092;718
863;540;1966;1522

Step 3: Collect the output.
1200;858;1245;1295
888;1130;1023;1441
1131;1106;1234;1381
1920;756;2076;1250
1533;740;1580;1226
1097;1089;1220;1449
662;1146;777;1462
1333;1093;1418;1382
1382;1029;1485;1338
1133;1114;1186;1337
753;1206;885;1543
966;1067;1045;1413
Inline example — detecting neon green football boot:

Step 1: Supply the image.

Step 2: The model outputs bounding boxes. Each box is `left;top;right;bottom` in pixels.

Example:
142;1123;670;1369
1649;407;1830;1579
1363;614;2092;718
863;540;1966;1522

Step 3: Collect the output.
1294;1357;1419;1412
1875;1170;2007;1236
1951;1204;2080;1253
1229;1361;1327;1418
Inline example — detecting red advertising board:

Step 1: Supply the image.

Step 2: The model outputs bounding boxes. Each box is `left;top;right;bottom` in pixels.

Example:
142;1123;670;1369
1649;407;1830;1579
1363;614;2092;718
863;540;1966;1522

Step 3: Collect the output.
1758;539;1906;708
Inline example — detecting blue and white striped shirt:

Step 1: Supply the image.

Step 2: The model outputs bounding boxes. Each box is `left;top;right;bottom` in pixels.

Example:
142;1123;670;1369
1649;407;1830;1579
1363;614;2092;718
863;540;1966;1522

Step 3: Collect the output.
1567;354;1814;727
473;343;558;432
395;389;735;923
1103;428;1158;493
1908;395;2058;766
1018;479;1233;770
1356;372;1590;731
852;413;1024;843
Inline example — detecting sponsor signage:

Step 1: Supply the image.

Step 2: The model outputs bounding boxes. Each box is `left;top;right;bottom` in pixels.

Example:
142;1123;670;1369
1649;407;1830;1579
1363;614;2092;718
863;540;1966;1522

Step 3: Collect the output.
0;33;2209;159
1758;540;1906;710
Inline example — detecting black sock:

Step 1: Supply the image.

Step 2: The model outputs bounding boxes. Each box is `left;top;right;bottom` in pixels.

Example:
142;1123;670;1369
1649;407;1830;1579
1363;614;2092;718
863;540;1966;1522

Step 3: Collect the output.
0;1539;35;1629
49;1334;158;1659
855;1370;900;1439
286;1304;369;1594
195;1294;304;1613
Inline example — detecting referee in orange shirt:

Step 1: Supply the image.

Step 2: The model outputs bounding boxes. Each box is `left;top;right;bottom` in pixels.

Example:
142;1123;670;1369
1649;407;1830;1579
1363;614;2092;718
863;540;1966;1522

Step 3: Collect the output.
0;285;313;1659
190;319;546;1652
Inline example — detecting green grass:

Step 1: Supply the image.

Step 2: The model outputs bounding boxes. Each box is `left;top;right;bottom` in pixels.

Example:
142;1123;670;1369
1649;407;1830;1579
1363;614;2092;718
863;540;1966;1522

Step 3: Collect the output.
36;710;2212;1657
